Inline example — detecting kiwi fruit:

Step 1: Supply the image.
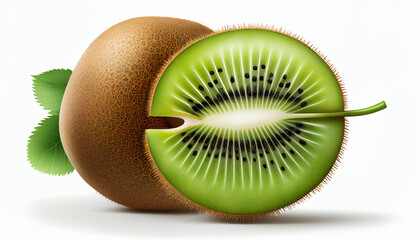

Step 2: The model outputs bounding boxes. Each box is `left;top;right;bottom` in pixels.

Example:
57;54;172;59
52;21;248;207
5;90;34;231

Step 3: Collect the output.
60;17;213;210
147;28;386;220
61;17;386;220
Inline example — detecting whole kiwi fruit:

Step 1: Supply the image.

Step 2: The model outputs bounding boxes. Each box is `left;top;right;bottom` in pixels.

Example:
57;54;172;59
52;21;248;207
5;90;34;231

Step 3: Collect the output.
60;17;213;210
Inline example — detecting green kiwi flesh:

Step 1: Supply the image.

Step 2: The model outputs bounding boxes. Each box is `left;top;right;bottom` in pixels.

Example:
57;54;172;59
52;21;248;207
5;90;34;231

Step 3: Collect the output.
146;29;386;215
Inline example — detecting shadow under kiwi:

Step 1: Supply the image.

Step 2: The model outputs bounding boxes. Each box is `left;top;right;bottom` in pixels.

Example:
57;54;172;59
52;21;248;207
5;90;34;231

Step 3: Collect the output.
26;194;393;238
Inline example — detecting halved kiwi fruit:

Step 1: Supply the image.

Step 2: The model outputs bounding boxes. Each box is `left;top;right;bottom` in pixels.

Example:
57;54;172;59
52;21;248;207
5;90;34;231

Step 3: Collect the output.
146;28;386;219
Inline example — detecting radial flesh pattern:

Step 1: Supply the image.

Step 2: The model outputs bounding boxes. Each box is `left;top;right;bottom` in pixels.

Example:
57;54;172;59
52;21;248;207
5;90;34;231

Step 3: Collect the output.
147;29;345;215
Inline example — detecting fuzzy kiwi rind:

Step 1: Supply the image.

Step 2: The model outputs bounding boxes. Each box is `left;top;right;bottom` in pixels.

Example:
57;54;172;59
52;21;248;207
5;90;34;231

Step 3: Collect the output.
146;26;386;220
59;17;214;211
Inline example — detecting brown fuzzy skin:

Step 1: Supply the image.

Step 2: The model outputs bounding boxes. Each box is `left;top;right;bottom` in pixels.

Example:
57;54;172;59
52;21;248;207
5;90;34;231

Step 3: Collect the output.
59;17;213;210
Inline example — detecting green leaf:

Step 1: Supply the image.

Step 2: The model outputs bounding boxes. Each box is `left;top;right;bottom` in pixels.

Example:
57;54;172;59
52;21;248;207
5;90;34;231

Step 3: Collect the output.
32;69;72;115
27;115;74;176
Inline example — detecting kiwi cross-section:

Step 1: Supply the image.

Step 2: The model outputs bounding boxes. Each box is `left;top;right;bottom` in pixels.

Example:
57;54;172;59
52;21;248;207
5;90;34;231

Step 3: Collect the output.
146;29;385;216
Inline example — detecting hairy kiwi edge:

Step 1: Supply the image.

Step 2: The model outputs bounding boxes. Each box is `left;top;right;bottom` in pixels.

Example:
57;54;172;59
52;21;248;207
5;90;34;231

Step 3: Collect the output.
146;25;349;222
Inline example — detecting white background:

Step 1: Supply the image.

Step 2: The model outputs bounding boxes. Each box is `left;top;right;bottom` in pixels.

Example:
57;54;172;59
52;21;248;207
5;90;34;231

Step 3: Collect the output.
1;0;419;239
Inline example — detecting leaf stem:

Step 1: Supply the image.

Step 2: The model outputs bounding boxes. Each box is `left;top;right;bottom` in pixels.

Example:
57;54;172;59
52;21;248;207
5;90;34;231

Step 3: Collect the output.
285;101;387;120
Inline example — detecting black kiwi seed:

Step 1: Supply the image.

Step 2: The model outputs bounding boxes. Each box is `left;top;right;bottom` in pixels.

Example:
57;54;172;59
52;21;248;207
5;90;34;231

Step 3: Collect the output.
192;151;197;156
207;153;211;158
239;87;245;97
214;153;219;158
263;164;267;169
253;66;258;70
188;144;193;148
283;74;287;80
264;89;270;98
290;149;295;154
201;101;209;107
245;73;250;78
230;76;235;83
268;79;273;84
296;123;304;128
240;88;246;97
252;87;257;97
198;85;204;91
243;157;247;162
285;82;291;88
213;79;218;84
222;92;228;100
259;153;264;158
187;98;194;103
228;90;234;98
217;140;222;149
299;140;307;145
252;76;257;82
300;101;307;107
268;141;275;150
218;68;223;72
205;96;214;105
279;82;284;88
259;76;264;81
240;140;245;149
261;64;266;69
258;86;264;97
269;73;274;77
210;70;215;75
246;86;251;96
253;158;256;162
281;153;286;158
298;88;303;94
245;141;250;149
195;103;203;109
191;106;199;112
270;160;274;165
232;90;238;97
181;132;186;136
208;82;213;88
280;166;285;171
236;156;239;160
